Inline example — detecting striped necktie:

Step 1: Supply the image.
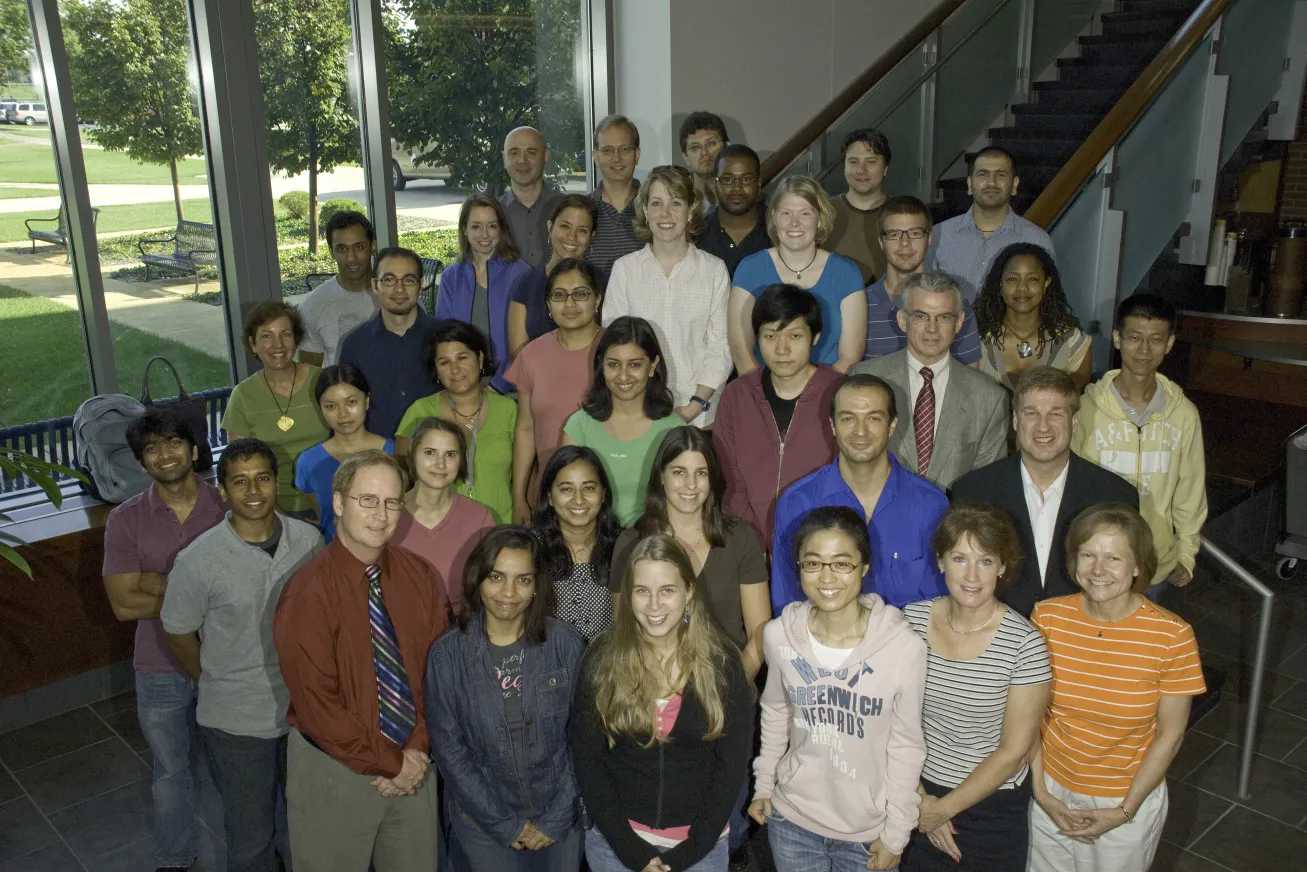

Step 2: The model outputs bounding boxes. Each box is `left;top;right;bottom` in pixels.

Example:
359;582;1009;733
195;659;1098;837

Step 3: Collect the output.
366;563;417;745
914;366;936;476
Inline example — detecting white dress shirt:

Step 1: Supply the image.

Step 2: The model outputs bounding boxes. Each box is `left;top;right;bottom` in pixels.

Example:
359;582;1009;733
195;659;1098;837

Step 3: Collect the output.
1020;459;1070;585
906;350;950;434
603;244;733;427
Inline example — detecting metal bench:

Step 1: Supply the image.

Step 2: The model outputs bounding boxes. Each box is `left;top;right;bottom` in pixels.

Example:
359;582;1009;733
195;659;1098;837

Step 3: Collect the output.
419;257;442;312
138;220;219;292
25;205;101;262
303;272;335;295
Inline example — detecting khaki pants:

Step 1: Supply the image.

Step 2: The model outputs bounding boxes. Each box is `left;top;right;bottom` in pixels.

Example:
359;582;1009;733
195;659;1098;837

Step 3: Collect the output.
287;728;439;872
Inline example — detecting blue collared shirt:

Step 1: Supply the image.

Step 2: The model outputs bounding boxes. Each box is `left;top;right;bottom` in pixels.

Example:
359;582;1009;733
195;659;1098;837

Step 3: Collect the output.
925;206;1055;303
770;456;948;613
338;307;438;438
864;277;982;364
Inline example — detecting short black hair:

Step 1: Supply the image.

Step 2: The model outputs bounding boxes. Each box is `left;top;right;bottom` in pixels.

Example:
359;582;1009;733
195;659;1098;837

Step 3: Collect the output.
582;316;675;422
678;111;728;154
830;373;898;423
314;364;372;405
549;192;599;230
217;437;278;487
840;128;892;165
423;319;495;383
968;145;1016;173
793;505;872;570
1115;293;1177;334
751;283;822;337
714;143;760;177
323;210;375;249
373;245;422;279
126;406;197;465
459;525;556;644
547;257;604;295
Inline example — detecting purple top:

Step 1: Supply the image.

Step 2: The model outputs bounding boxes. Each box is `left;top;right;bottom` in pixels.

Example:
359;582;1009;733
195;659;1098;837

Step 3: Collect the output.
102;477;227;673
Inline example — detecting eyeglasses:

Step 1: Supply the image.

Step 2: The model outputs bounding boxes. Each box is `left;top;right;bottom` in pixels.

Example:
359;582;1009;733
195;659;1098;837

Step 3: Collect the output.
685;138;722;155
547;289;595;303
598;145;635;159
881;228;928;242
716;174;758;189
906;311;959;326
347;494;405;512
377;275;421;290
798;559;861;575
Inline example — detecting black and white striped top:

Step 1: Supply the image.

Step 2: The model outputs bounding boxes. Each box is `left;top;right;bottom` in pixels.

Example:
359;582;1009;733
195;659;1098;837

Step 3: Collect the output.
902;600;1052;790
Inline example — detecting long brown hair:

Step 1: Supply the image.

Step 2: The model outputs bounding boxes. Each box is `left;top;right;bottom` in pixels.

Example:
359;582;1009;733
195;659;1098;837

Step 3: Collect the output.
457;194;520;264
634;426;732;548
586;534;738;747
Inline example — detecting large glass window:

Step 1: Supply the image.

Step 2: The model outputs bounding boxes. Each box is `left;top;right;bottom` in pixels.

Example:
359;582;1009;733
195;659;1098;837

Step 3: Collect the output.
61;0;233;403
0;1;97;431
384;0;592;269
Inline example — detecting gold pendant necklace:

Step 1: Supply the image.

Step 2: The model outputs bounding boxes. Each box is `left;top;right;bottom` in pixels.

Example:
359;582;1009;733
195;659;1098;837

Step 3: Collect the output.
262;367;297;431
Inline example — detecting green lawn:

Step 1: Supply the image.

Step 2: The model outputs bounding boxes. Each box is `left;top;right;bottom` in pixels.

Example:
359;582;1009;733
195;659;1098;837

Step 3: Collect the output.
0;284;230;428
1;84;42;100
0;198;214;244
0;186;53;199
0;140;209;186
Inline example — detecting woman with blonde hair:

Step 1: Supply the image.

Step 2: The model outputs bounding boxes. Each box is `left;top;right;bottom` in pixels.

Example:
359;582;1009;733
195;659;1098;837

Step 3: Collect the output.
728;175;867;375
570;534;753;872
602;165;732;429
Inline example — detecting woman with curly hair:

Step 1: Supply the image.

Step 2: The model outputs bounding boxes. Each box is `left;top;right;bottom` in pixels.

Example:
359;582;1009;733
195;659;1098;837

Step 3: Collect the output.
973;243;1092;392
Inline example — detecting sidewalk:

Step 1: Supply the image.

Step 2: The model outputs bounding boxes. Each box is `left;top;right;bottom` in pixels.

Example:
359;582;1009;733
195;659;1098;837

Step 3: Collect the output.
0;248;228;359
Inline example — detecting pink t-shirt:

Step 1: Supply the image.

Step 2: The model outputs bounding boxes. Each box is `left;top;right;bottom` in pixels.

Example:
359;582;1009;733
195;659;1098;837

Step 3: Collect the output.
391;494;495;616
506;330;601;472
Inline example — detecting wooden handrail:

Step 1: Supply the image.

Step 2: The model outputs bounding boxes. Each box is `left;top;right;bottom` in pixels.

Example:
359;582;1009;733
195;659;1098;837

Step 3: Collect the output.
758;0;970;186
1025;0;1230;228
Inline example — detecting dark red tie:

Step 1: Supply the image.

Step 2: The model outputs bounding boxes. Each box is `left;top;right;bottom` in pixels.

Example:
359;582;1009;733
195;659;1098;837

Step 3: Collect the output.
914;366;935;475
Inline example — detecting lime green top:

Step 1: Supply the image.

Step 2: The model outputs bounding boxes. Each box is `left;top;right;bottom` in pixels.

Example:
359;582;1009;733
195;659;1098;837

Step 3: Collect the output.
562;411;682;526
397;390;517;523
220;366;328;514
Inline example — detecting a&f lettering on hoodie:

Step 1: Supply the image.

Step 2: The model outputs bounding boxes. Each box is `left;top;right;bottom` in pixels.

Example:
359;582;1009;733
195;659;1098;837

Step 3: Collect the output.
1071;371;1208;586
752;594;927;855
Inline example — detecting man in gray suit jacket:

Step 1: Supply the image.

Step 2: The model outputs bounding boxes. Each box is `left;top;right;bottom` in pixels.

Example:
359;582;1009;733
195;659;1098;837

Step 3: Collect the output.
851;271;1008;489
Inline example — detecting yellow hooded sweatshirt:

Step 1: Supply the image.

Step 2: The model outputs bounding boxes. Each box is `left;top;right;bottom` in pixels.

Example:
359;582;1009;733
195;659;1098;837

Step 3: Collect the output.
1071;372;1207;586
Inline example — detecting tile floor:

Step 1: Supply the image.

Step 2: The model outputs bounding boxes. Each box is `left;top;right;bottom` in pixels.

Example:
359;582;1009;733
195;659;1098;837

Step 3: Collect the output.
2;559;1305;872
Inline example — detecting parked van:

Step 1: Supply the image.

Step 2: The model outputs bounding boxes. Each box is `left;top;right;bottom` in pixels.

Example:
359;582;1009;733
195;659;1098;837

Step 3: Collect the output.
7;103;48;125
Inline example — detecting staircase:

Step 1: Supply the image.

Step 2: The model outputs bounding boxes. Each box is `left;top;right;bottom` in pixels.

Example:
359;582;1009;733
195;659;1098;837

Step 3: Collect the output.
938;0;1203;217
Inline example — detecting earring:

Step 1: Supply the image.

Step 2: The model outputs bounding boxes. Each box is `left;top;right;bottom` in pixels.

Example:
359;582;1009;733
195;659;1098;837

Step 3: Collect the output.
683;612;690;625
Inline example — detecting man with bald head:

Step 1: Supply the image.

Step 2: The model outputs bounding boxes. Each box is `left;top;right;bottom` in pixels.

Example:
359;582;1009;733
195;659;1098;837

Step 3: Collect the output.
499;126;561;268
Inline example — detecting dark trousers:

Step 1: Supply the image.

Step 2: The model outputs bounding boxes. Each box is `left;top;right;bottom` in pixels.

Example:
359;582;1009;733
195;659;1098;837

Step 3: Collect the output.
202;727;288;872
901;776;1031;872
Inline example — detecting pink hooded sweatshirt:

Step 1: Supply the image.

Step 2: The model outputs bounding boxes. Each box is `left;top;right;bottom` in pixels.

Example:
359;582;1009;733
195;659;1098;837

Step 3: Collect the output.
753;594;927;854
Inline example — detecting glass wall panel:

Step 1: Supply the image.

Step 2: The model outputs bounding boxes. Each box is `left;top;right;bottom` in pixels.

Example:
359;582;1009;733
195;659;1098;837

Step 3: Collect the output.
0;2;93;430
383;0;592;275
60;0;233;405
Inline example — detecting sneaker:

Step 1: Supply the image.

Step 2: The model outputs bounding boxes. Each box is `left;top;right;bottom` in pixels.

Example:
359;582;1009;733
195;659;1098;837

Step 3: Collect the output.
728;843;751;872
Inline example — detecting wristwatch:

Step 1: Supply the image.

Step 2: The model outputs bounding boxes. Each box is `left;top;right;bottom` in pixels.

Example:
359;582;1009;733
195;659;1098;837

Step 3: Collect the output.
690;396;712;414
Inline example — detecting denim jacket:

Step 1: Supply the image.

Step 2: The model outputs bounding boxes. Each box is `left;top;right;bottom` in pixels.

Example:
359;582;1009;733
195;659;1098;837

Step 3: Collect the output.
435;255;534;394
424;614;584;845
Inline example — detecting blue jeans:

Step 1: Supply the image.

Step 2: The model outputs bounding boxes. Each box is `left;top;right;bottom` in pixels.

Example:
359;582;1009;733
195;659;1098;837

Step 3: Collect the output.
201;727;287;872
135;670;201;868
767;809;898;872
449;810;581;872
585;826;727;872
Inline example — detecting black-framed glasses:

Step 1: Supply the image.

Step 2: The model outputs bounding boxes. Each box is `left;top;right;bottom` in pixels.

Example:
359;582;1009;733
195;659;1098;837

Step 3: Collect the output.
798;559;861;575
347;494;404;512
881;228;928;242
547;289;595;304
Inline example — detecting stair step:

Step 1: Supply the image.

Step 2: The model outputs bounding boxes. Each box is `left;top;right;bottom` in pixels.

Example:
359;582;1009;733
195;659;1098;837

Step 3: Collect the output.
1101;9;1191;37
1079;37;1168;65
985;132;1082;162
1055;62;1147;87
1031;81;1123;112
1120;0;1200;14
1007;108;1104;137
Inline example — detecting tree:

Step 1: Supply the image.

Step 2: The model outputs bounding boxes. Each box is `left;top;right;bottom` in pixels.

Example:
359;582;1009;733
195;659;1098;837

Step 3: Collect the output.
255;0;358;255
63;0;203;226
388;0;585;195
0;0;32;93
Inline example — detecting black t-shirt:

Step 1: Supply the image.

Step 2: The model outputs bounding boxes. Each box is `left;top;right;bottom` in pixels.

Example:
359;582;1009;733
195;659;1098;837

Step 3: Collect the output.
761;368;798;436
489;637;529;808
250;516;283;558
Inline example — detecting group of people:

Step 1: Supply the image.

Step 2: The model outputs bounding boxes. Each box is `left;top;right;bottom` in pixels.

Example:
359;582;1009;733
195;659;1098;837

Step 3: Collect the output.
101;112;1212;872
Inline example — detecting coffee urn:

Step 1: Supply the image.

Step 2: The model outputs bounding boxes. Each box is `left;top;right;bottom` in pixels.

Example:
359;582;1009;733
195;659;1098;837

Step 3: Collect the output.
1265;222;1307;318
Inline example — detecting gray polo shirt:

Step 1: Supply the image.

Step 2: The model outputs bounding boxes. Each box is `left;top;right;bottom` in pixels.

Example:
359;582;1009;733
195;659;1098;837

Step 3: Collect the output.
500;188;562;269
162;514;323;738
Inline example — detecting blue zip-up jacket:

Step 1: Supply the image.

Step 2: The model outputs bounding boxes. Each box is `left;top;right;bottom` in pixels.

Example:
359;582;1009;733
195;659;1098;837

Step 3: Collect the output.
425;614;585;845
436;254;534;394
770;456;948;613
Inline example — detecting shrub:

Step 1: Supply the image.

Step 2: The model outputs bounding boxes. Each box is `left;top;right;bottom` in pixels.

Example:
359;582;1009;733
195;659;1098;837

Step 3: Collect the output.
279;190;311;220
318;198;368;230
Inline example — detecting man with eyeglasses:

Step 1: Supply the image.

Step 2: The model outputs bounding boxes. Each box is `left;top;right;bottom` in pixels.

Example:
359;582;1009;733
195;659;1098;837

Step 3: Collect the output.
864;195;982;364
276;450;448;872
770;374;948;614
162;438;322;872
826;129;891;284
695;144;769;280
586;114;644;272
851;272;1007;489
339;246;438;438
500;126;561;269
678;110;728;210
